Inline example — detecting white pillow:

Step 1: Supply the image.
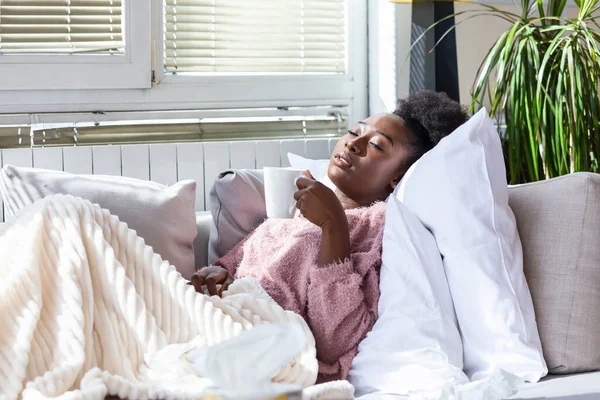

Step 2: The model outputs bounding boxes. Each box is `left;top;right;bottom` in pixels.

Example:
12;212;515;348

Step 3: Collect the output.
348;195;468;396
396;109;547;382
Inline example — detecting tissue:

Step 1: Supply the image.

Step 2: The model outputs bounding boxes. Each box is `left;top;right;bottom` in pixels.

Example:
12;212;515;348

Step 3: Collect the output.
143;337;215;394
286;153;336;191
187;322;306;399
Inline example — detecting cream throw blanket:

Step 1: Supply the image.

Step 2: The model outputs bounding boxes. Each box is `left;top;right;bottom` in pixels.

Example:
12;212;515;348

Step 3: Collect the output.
0;194;354;400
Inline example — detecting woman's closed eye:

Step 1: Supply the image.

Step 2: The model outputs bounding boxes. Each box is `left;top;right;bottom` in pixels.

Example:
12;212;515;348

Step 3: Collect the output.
348;130;384;152
370;142;383;152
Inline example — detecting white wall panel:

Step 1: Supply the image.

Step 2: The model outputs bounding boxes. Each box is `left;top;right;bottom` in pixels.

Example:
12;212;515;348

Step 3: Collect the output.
121;144;150;181
0;138;332;216
280;139;305;167
63;146;93;174
33;147;63;171
329;138;339;155
177;142;205;212
2;148;33;168
255;140;280;169
305;138;331;160
92;146;122;176
149;143;178;186
230;141;256;170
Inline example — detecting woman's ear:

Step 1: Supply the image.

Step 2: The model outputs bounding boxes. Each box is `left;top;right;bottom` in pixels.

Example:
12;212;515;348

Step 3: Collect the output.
390;174;402;190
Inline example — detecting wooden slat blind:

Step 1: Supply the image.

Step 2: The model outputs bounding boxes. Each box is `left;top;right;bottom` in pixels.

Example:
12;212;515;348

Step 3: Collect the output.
163;0;347;73
0;0;123;54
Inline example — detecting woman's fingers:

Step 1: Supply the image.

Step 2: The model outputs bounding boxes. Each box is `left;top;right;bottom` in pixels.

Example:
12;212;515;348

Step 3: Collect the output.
293;187;309;201
218;283;227;297
218;274;234;297
295;176;313;190
205;272;221;296
190;273;206;293
189;267;233;297
303;170;316;180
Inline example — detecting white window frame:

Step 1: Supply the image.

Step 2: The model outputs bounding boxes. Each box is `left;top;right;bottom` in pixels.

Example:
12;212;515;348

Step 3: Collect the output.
0;0;151;91
368;0;412;115
0;0;367;123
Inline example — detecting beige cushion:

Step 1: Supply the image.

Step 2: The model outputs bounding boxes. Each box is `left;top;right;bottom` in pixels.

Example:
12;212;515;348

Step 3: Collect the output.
0;165;198;279
509;173;600;374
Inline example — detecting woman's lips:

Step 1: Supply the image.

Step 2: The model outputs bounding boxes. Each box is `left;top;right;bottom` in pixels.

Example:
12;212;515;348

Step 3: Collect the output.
334;152;352;170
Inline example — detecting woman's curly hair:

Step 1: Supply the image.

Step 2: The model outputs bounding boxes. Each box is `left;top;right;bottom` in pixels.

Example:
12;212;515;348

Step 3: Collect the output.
393;90;469;170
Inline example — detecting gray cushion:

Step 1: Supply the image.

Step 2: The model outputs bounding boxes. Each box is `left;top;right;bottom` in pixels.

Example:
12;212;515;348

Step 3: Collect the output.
194;211;212;269
0;165;198;279
509;173;600;374
207;169;266;264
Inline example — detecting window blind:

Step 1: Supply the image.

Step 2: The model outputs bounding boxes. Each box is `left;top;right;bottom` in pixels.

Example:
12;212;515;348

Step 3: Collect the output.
0;114;347;148
0;0;123;54
164;0;347;73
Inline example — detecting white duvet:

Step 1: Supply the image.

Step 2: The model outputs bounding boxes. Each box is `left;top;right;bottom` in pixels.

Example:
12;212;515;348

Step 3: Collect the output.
0;194;353;400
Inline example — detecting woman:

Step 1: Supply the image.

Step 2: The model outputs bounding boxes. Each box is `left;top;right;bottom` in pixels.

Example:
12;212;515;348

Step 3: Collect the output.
190;91;469;383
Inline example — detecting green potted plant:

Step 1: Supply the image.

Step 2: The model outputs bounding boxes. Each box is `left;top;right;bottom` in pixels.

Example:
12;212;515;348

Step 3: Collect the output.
419;0;600;183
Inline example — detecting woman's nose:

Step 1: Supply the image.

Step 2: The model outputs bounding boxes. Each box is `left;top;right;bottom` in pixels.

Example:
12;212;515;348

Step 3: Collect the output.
345;138;363;155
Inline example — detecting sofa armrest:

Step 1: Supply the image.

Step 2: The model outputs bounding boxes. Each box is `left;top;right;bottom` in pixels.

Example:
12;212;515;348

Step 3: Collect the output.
194;211;213;270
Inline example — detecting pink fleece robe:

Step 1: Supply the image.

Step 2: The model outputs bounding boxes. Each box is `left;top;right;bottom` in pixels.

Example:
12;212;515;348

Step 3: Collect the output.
215;202;386;382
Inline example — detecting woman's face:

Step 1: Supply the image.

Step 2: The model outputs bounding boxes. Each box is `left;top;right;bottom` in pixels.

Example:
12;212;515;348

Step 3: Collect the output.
328;113;412;205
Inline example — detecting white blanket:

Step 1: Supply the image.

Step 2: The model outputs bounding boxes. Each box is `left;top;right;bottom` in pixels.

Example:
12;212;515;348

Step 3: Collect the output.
0;194;354;400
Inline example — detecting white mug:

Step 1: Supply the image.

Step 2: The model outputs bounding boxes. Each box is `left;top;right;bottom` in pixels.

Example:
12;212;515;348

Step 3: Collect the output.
264;167;305;219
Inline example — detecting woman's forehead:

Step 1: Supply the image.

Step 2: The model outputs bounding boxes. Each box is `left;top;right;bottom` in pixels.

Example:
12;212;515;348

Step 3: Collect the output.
360;114;407;139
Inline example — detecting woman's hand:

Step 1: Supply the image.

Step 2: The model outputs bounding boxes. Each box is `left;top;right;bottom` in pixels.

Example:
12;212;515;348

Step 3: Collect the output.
294;171;346;229
294;171;351;266
188;266;234;297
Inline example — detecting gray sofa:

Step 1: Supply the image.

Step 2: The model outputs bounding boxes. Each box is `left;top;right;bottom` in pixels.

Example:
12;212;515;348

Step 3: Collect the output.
2;171;599;398
192;171;600;399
